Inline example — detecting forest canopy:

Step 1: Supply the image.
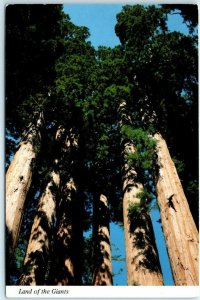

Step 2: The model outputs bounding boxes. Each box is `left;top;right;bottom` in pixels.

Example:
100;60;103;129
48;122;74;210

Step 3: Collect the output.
6;4;198;287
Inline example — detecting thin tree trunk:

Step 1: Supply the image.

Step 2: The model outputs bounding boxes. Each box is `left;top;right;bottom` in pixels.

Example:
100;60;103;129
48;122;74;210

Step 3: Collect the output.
119;100;163;286
19;170;60;285
6;113;43;273
154;133;199;285
92;194;113;286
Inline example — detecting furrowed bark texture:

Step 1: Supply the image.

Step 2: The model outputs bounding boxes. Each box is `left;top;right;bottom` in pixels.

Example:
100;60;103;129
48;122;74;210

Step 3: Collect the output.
6;114;43;270
52;178;76;285
19;171;60;285
19;126;66;285
155;133;199;286
50;127;82;285
92;194;113;286
119;100;163;286
123;142;163;286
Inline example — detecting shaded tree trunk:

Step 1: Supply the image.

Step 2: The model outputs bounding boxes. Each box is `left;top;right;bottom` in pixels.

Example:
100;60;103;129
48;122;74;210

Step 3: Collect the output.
119;100;163;286
50;178;76;285
154;133;199;285
49;127;83;285
6;113;43;276
92;194;113;286
19;170;60;285
122;141;163;286
71;186;84;285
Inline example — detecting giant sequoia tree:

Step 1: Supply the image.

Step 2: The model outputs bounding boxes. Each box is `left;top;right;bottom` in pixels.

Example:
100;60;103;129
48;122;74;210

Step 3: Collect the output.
6;4;198;286
119;100;163;286
115;4;198;285
6;112;43;274
6;4;66;282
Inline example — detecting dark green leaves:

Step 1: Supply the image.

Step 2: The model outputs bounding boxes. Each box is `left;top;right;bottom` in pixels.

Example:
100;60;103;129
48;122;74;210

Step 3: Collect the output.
121;126;156;171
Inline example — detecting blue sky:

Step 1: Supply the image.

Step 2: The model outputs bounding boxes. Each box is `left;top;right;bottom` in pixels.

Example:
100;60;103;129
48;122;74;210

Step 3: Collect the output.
64;4;188;49
63;4;189;286
64;4;122;48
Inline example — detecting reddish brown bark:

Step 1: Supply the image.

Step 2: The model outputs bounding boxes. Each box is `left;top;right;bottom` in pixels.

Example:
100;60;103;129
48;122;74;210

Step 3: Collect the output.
119;100;163;285
19;171;60;285
155;133;199;285
50;128;81;285
123;141;163;286
92;194;113;286
52;178;76;285
6;114;43;269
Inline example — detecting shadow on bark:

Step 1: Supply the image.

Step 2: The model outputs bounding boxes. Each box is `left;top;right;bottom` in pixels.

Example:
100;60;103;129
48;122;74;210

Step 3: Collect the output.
19;172;58;286
49;196;75;285
49;178;84;285
6;226;14;285
128;205;161;274
92;194;113;286
123;163;162;275
19;210;54;285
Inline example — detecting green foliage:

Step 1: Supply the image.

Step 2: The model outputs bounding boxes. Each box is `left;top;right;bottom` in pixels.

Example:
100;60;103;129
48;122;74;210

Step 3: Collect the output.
6;4;66;132
121;126;156;171
15;240;28;271
136;190;153;207
172;157;185;174
115;4;198;227
162;4;198;34
115;5;168;46
186;180;198;197
128;202;145;225
6;3;199;285
82;234;93;285
127;189;152;224
128;202;143;220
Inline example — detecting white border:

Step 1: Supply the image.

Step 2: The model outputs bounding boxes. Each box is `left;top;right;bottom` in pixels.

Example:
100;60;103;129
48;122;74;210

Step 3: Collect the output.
1;0;200;299
5;286;200;298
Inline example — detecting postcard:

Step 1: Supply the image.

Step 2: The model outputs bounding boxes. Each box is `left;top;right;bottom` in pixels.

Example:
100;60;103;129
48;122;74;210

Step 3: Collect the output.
4;0;199;299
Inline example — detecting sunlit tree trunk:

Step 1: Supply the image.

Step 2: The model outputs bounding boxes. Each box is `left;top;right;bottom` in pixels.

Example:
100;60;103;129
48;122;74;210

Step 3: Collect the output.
6;113;43;273
92;194;113;286
19;170;60;285
119;100;163;286
19;126;66;285
154;133;199;285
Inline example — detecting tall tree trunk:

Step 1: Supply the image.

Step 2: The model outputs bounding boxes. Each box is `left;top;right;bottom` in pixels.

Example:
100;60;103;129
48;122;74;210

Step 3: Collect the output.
49;127;83;285
19;170;60;285
19;126;66;285
71;185;84;285
92;194;113;286
154;133;199;285
122;141;163;286
51;178;76;285
6;113;43;276
119;100;163;286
